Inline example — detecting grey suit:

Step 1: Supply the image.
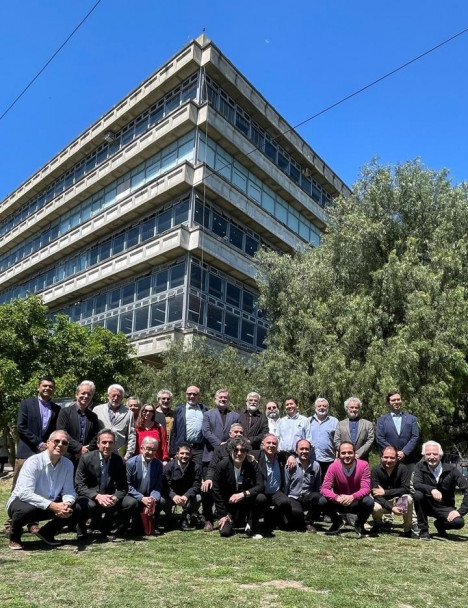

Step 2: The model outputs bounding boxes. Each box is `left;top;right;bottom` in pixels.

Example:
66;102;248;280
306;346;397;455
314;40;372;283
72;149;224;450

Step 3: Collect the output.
93;403;136;459
334;418;374;460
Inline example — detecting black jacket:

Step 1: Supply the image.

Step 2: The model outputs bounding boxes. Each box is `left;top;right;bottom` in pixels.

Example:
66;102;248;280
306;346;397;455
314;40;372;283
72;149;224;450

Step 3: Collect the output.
413;461;468;516
371;462;411;512
17;397;61;459
56;404;99;458
75;450;128;502
163;459;202;499
238;410;269;449
212;457;263;518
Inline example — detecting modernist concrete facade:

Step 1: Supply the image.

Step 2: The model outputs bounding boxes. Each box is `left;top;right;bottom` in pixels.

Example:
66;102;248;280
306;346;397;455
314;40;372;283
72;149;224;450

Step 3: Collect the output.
0;35;350;360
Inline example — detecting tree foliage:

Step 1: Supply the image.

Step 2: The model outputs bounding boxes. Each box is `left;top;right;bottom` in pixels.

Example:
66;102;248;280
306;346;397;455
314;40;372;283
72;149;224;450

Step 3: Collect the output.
255;160;468;439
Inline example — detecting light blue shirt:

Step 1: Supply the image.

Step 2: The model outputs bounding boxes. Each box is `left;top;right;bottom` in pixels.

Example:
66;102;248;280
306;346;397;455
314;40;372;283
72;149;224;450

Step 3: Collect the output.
265;457;281;494
308;415;338;462
6;450;76;511
185;403;204;444
277;414;310;452
391;412;402;434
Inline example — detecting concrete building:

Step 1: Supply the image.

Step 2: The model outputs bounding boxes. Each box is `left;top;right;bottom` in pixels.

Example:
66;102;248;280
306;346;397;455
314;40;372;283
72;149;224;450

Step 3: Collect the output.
0;35;350;360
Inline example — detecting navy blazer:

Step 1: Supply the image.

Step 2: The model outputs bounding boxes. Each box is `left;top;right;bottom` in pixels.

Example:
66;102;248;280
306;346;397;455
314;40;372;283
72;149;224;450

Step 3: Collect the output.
17;397;61;459
126;455;163;501
56;404;99;458
202;408;240;462
169;403;209;455
375;412;420;464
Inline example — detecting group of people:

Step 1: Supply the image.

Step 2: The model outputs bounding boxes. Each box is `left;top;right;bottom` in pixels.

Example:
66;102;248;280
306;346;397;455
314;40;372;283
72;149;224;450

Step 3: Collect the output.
5;376;468;549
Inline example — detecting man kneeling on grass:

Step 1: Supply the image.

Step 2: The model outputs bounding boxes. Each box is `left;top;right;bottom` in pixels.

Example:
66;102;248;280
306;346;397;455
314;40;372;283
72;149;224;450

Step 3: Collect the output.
6;430;78;550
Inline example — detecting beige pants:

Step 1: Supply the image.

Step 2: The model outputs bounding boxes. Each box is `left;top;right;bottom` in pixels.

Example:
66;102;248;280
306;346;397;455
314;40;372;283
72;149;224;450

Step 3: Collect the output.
372;495;414;532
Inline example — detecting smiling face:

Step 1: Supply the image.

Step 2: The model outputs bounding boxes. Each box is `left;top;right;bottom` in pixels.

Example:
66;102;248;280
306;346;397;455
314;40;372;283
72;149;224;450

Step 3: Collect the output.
314;399;329;419
381;446;398;471
262;434;278;457
284;399;298;417
158;392;172;412
127;398;140;416
346;401;361;420
47;431;69;461
339;442;355;469
215;390;229;410
186;386;200;406
98;433;115;460
424;444;442;469
38;379;55;402
108;388;123;409
296;440;311;462
387;393;402;413
76;384;93;410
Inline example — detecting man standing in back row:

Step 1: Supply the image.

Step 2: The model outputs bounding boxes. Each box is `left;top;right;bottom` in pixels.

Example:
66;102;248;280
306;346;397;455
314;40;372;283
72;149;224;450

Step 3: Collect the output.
93;384;136;460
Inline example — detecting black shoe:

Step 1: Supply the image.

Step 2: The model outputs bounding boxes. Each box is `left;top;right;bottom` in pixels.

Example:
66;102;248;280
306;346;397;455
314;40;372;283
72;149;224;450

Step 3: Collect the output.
369;524;381;537
326;521;344;535
401;530;418;539
101;532;116;542
354;523;369;538
434;521;448;538
36;531;61;546
419;530;431;541
180;518;191;531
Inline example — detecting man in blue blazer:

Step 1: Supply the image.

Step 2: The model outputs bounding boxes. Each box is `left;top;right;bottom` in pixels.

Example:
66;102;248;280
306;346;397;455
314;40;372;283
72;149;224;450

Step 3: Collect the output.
169;385;208;465
126;437;163;535
376;391;420;467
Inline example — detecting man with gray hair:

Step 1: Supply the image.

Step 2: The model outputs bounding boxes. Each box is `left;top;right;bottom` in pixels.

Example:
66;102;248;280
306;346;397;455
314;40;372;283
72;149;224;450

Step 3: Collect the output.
413;441;468;540
307;398;338;478
239;392;268;449
334;397;374;461
57;381;99;466
93;384;136;460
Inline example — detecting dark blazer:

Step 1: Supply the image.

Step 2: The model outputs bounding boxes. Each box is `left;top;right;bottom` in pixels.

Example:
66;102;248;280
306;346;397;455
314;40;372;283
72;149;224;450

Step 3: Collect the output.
56;404;99;458
17;397;61;459
126;455;163;502
206;443;230;480
163;458;202;499
253;450;288;491
334;418;375;460
413;461;468;515
202;408;240;462
376;413;420;463
212;457;264;518
75;450;128;502
238;410;269;449
169;403;209;455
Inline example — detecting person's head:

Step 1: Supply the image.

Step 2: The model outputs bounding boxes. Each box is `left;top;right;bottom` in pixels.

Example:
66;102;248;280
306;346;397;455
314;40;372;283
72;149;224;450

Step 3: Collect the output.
214;389;230;410
97;429;116;459
176;442;192;465
137;404;156;429
261;433;279;458
157;389;173;412
422;441;443;469
37;376;55;402
296;439;312;463
284;397;298;417
141;437;159;463
186;385;200;406
75;381;95;410
344;397;361;420
108;384;125;409
314;398;329;419
265;401;279;419
47;430;69;462
229;423;244;439
228;436;250;467
381;445;398;471
338;441;355;469
246;392;260;412
126;396;141;417
386;391;402;413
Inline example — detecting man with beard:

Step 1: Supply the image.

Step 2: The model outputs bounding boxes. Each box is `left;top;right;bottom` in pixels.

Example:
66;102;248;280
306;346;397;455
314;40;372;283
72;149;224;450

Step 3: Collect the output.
93;384;136;461
265;401;280;437
155;389;174;450
334;397;374;461
239;392;268;449
308;398;338;478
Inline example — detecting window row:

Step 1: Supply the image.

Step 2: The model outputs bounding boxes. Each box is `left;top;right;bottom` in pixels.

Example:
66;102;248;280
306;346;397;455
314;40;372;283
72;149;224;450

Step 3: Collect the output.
0;73;200;238
204;75;332;208
0;198;190;305
197;134;321;247
0;132;196;273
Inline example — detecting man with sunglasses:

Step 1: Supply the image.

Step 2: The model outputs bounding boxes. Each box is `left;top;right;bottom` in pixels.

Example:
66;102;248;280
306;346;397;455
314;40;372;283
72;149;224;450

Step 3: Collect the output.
169;385;208;466
6;430;77;550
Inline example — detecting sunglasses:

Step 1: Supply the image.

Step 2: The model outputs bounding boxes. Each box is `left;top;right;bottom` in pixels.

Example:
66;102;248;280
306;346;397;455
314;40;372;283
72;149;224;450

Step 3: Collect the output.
52;439;69;447
142;409;154;414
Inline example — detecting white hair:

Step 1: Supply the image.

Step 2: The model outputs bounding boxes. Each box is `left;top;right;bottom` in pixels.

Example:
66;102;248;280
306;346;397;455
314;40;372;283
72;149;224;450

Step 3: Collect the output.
77;380;96;396
422;441;444;456
108;383;125;396
247;392;261;400
344;397;361;411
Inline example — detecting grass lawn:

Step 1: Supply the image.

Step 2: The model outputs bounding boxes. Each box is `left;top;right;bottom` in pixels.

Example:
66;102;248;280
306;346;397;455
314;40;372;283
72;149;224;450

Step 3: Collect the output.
0;478;466;608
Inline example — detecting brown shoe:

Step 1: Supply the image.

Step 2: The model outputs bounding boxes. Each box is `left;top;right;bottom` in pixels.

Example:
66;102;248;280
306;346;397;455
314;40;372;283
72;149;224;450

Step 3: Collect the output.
9;540;23;550
203;521;214;532
306;524;318;533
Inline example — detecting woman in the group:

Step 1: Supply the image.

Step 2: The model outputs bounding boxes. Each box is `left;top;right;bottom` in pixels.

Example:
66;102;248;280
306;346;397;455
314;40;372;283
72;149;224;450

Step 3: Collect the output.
135;404;169;462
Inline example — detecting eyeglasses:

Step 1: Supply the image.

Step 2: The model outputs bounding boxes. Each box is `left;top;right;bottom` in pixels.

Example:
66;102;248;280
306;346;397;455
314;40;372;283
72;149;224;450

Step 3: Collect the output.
233;448;246;453
52;439;69;447
142;409;154;414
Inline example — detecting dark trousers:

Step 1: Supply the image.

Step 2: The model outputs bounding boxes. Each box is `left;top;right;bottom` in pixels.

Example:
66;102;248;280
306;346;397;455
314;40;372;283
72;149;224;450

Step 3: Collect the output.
413;491;465;533
160;494;200;518
318;461;333;479
8;498;76;543
255;490;292;529
201;463;214;522
319;495;374;526
219;496;258;537
74;495;138;535
289;492;321;529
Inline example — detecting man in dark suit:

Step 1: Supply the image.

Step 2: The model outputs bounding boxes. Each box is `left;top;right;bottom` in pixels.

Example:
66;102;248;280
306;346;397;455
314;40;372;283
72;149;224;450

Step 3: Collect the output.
126;437;163;535
75;429;138;540
334;397;375;461
376;391;420;467
239;392;269;450
169;385;208;464
56;380;99;468
212;436;264;538
14;375;60;488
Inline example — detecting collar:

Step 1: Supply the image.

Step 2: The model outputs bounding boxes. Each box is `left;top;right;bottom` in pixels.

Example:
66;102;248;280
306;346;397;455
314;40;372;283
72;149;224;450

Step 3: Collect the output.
391;412;402;417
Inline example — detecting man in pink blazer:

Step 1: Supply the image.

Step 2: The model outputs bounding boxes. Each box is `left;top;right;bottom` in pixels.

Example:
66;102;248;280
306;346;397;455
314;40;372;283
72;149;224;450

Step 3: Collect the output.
319;441;374;537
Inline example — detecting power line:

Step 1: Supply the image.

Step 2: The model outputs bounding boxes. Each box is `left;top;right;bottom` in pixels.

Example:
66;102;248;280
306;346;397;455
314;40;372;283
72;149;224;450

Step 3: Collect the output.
0;0;104;124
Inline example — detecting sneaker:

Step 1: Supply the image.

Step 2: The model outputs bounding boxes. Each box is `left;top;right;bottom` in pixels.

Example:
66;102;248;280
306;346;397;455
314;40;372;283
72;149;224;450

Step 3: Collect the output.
9;540;23;550
101;532;116;542
354;524;369;538
369;524;381;537
251;533;263;539
401;530;418;539
180;518;190;531
35;531;61;546
305;524;318;534
326;521;344;535
419;530;431;541
244;523;252;536
203;521;214;532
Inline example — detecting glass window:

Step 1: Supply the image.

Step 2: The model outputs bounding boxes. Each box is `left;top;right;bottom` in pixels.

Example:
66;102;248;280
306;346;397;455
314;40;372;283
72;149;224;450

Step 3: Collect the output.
84;299;94;317
194;201;210;228
188;295;204;324
127;226;140;248
278;151;289;172
122;283;135;305
276;201;287;224
120;311;134;334
168;295;183;322
170;264;185;288
149;105;164;125
106;316;119;333
226;282;241;307
89;246;99;267
95;294;106;314
248;180;261;203
215;150;231;179
131;169;145;190
225;311;239;338
99;240;112;261
151;301;166;327
245;235;259;257
241;319;255;344
153;270;168;293
257;326;267;348
207;304;223;333
190;264;204;290
289;164;300;183
236;111;250;136
208;274;224;299
229;225;244;250
265;140;277;164
212;212;227;238
158;209;172;233
141;217;155;242
173;199;190;225
134;306;150;332
243;291;255;314
113;233;125;255
137;276;151;300
109;288;121;309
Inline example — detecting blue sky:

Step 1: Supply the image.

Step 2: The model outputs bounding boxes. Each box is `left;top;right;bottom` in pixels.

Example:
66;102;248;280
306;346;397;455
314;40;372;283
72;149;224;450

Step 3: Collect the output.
1;1;467;200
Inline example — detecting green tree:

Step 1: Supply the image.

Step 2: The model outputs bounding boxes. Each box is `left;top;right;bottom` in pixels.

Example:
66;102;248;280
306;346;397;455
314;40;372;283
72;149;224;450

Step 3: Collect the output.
255;160;468;440
0;295;140;459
